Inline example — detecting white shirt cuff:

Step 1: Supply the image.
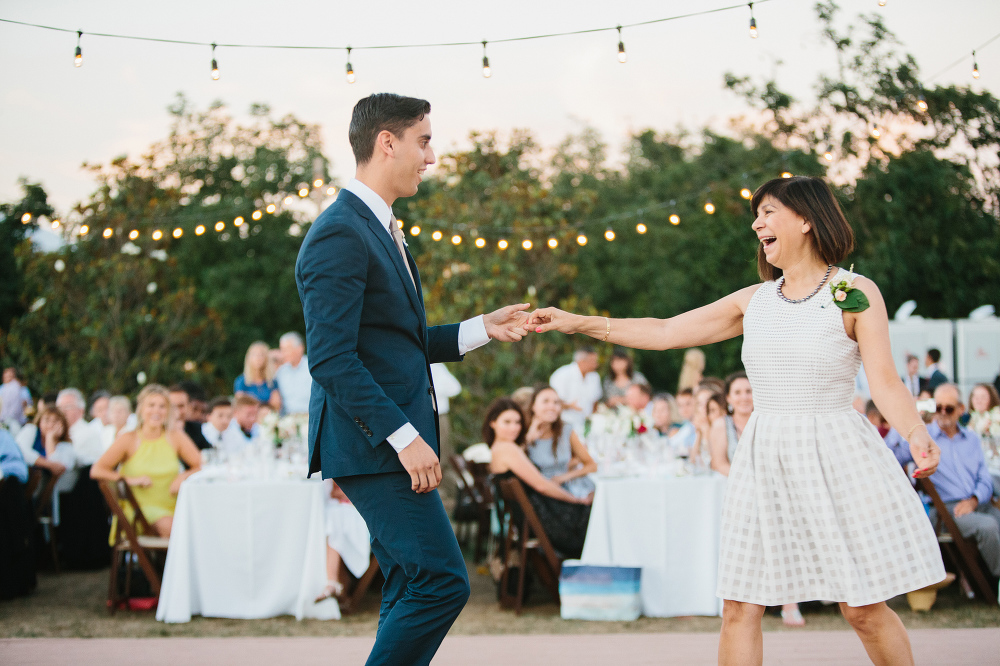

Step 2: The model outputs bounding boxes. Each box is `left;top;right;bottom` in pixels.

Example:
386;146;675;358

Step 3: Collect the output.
458;315;491;355
387;422;420;453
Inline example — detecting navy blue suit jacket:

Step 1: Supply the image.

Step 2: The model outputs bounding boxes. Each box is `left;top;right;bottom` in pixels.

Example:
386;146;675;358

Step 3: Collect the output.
295;189;464;478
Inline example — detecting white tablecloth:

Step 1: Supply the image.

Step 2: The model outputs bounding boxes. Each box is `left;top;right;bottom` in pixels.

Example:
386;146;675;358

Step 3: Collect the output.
579;473;728;617
156;474;340;623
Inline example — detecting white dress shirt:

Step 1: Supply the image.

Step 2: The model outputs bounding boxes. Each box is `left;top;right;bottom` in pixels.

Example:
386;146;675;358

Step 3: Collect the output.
344;179;491;452
220;420;260;454
201;422;226;448
70;417;106;466
549;361;603;436
430;364;463;416
275;356;313;414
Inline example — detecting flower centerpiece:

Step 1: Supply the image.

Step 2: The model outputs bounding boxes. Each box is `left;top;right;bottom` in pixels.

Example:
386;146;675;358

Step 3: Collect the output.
585;404;658;471
260;412;309;448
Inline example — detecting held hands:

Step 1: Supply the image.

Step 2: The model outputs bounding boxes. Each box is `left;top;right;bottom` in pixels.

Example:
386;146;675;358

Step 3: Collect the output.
908;432;940;479
398;436;442;494
526;307;580;335
484;303;533;342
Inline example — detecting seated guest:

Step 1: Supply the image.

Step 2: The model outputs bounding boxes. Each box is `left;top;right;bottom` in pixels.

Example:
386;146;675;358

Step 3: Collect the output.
235;341;281;411
106;395;135;442
275;332;312;415
525;386;596;500
549;347;602;436
0;429;35;600
88;391;110;428
866;400;911;469
90;384;201;538
708;372;752;477
0;429;29;484
168;385;211;451
179;381;208;424
602;349;647;408
968;383;1000;439
651;393;679;437
15;407;79;517
668;388;697;455
486;398;592;558
0;367;29;431
624;381;654;417
201;397;233;449
221;394;262;453
315;479;372;603
896;384;1000;578
55;388;104;466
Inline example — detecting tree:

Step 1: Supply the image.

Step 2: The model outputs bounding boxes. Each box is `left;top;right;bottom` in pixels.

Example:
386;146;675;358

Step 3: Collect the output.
0;180;54;338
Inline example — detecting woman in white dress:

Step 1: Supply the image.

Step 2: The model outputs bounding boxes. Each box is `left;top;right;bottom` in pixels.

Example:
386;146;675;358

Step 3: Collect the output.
529;176;945;666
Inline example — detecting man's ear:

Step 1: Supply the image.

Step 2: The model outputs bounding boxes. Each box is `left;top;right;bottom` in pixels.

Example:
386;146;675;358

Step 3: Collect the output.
375;130;394;158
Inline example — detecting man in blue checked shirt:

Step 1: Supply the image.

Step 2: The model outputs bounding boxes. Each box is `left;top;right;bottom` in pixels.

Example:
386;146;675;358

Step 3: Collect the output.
895;383;1000;577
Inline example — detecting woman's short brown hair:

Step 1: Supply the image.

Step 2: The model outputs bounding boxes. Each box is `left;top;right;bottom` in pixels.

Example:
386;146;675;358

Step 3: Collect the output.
751;176;854;281
482;398;527;447
36;406;70;442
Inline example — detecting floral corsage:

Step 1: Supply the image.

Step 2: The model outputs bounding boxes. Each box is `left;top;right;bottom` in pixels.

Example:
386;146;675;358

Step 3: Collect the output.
829;265;870;313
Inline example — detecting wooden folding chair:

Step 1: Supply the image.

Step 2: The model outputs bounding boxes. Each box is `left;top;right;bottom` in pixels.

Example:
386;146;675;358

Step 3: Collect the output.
450;455;488;560
26;466;63;573
98;480;170;614
918;477;998;605
495;477;562;614
340;553;382;615
468;461;495;563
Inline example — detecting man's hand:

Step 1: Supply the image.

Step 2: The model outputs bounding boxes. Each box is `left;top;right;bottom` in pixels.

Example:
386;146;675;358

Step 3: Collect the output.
484;303;532;342
398;436;442;493
953;497;979;518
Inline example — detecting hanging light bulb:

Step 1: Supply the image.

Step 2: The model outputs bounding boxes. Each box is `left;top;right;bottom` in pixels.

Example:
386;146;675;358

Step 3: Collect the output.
878;0;886;6
313;178;323;188
972;51;980;79
266;204;276;213
823;150;834;162
298;187;309;197
781;171;793;178
522;239;533;250
604;228;615;241
195;225;206;236
432;230;443;241
252;210;263;221
234;216;245;226
129;230;139;240
283;195;293;205
74;30;83;67
669;214;680;225
397;219;404;229
617;26;627;63
327;186;336;196
173;228;183;238
346;47;356;84
870;124;882;139
152;229;163;240
451;234;462;245
498;239;509;250
548;237;559;248
475;237;486;248
636;223;647;234
577;234;588;246
704;202;716;214
916;95;928;113
211;43;219;80
51;219;61;229
21;212;31;223
481;41;491;78
79;224;89;235
740;188;752;200
748;4;758;39
410;225;421;236
102;228;113;239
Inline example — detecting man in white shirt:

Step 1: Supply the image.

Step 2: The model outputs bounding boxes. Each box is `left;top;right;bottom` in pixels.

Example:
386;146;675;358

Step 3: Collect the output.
549;347;603;435
902;354;922;397
275;332;313;414
56;388;105;465
0;367;29;431
220;394;261;454
201;397;233;448
430;363;462;464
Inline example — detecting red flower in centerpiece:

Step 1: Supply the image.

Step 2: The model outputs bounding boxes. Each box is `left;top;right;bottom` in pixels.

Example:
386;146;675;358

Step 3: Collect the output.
637;424;648;434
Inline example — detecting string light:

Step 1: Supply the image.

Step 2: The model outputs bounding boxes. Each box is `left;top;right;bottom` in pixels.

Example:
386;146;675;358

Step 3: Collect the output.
346;46;355;84
152;229;163;240
475;237;486;248
313;178;323;187
704;202;716;214
215;221;225;232
669;214;680;225
74;30;82;67
234;216;244;226
410;225;421;236
481;41;491;78
577;234;588;246
103;228;113;238
636;222;647;234
211;43;219;80
252;210;262;220
870;124;882;139
972;50;980;79
780;171;793;178
21;212;31;223
522;239;533;250
129;230;139;240
604;228;615;241
548;237;559;248
195;224;206;235
283;196;293;204
173;227;183;238
878;0;886;6
740;188;752;199
266;204;276;213
432;230;443;241
51;219;60;229
916;95;928;112
823;150;834;161
617;26;627;63
498;239;508;250
80;224;89;235
298;187;309;197
748;3;758;39
451;234;462;245
326;186;336;196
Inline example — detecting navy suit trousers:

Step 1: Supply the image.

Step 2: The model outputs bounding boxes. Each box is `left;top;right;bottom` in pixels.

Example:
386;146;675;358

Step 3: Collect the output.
336;472;470;666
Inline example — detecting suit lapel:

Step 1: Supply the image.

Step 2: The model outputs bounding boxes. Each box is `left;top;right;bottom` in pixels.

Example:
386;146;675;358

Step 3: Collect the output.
364;217;426;318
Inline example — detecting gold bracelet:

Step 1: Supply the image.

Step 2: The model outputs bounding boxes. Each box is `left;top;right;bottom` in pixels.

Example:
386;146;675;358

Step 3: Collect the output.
905;423;923;440
601;317;611;343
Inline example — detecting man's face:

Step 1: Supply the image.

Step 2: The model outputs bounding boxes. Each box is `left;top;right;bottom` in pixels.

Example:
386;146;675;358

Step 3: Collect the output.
925;354;934;368
907;358;919;375
625;386;650;412
55;396;83;425
90;396;109;424
933;386;964;433
578;353;599;375
677;394;695;421
2;368;14;384
209;406;233;433
235;404;258;430
388;115;435;199
169;391;189;423
188;399;207;424
280;339;304;366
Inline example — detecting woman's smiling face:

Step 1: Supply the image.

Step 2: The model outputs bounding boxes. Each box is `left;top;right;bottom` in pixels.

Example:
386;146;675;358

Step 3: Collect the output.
752;195;812;269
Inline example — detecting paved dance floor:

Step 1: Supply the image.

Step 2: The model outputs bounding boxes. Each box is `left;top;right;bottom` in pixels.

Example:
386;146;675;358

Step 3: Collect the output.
3;629;998;665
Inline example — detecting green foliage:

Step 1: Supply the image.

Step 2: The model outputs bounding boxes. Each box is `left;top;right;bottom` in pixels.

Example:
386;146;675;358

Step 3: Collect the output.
0;180;54;335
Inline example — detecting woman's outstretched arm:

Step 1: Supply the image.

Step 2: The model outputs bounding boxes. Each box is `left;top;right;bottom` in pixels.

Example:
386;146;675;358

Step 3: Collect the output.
528;284;761;351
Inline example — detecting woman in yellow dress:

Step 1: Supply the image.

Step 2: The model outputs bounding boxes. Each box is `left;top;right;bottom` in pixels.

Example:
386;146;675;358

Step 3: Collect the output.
91;384;201;538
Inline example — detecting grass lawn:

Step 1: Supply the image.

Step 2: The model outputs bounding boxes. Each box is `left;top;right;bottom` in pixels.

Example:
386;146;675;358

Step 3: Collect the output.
2;561;999;639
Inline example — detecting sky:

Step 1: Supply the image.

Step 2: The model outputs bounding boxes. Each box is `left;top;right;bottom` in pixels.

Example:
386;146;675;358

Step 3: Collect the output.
1;0;998;216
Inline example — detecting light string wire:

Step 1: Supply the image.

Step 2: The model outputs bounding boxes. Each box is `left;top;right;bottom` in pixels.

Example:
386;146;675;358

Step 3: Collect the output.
0;3;773;52
926;30;1000;82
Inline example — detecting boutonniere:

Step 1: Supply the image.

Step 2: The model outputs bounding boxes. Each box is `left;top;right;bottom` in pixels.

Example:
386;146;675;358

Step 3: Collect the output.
829;264;870;313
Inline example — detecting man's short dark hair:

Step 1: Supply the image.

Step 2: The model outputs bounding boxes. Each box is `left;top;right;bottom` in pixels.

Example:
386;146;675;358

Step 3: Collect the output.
677;388;694;398
207;397;232;413
349;94;431;166
179;380;207;402
927;348;941;363
631;382;653;398
168;384;188;396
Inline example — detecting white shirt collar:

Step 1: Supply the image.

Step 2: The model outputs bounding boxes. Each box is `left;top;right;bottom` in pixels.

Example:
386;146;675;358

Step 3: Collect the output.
344;179;393;233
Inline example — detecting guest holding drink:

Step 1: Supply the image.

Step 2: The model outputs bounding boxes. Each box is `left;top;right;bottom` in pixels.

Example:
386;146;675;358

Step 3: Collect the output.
234;341;281;411
91;384;201;538
602;348;647;408
525;386;596;500
486;398;591;558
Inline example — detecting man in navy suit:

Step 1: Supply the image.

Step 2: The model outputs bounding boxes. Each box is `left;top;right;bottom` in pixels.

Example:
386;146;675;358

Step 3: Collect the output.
295;93;530;666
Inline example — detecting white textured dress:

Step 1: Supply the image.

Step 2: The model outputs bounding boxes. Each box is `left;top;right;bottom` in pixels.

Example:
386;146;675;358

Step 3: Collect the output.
716;269;945;607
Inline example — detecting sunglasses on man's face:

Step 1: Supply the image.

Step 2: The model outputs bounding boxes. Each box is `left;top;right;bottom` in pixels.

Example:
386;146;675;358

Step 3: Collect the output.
935;404;959;415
